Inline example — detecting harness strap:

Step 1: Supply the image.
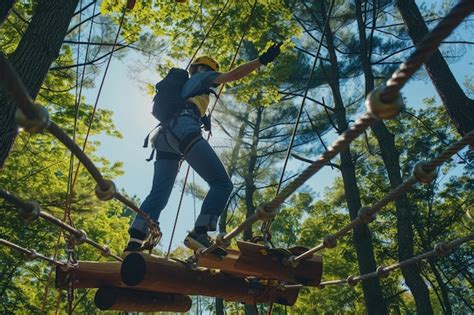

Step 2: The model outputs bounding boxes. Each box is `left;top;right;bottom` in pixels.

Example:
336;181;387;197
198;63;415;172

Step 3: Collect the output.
146;149;155;162
179;131;203;155
143;123;161;148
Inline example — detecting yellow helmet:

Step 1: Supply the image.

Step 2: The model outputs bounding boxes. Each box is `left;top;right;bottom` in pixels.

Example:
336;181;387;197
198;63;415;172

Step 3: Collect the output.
191;56;220;72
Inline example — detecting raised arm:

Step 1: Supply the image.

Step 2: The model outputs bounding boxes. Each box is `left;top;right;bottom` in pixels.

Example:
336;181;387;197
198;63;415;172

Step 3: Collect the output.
213;59;261;84
213;42;282;85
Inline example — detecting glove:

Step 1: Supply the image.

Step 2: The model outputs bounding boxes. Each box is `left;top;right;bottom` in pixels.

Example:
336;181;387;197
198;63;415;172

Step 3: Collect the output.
258;42;282;65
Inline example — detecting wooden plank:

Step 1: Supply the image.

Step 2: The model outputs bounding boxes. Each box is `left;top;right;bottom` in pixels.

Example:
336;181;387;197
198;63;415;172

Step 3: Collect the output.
56;261;125;289
94;287;192;312
120;252;300;305
197;241;323;286
56;253;300;305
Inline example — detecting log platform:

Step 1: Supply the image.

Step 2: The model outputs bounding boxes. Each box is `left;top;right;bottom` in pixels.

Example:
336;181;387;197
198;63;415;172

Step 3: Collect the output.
56;261;124;289
55;244;318;309
94;287;192;312
197;241;323;286
120;252;300;305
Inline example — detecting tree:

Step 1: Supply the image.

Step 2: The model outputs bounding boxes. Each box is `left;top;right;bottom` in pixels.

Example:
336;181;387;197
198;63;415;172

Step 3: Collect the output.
0;0;15;25
354;0;433;312
290;1;387;312
395;0;474;136
0;0;79;167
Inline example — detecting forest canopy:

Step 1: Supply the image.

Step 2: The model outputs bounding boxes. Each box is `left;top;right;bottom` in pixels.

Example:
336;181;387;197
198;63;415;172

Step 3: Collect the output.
0;0;473;314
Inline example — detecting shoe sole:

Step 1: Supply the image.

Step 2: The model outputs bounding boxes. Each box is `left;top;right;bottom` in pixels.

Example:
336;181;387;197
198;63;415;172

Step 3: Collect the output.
184;236;227;257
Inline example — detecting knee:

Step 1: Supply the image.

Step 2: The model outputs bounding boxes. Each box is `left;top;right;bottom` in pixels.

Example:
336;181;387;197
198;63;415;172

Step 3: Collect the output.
209;175;233;195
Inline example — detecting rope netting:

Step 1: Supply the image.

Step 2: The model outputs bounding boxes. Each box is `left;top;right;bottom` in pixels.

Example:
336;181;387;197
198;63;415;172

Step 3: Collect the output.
0;0;471;304
261;0;335;241
167;0;258;255
0;189;123;261
200;0;474;256
287;131;474;265
0;238;70;269
284;232;474;289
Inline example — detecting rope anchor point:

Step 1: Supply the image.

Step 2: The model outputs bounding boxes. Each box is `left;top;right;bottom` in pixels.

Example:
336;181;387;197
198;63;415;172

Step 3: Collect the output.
413;162;438;184
365;87;404;120
15;104;50;133
95;180;117;201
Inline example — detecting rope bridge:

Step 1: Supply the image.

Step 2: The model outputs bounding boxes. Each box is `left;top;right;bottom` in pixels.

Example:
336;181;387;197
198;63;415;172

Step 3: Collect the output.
0;0;473;312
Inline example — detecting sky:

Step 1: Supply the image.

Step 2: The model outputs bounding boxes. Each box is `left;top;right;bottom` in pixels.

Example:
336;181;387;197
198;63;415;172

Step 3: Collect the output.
80;1;474;253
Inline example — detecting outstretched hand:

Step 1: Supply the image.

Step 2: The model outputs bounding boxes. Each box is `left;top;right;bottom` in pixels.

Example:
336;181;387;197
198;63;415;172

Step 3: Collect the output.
259;42;283;65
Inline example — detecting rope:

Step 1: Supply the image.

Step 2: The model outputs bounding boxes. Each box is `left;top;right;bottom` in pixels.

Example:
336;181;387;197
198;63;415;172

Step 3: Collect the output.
380;0;474;102
201;0;474;254
403;110;472;166
184;0;232;70
316;232;473;288
64;239;78;315
65;0;98;226
290;131;474;263
169;0;257;254
0;238;69;268
69;1;130;197
0;189;123;261
261;0;335;240
167;165;191;257
200;113;377;256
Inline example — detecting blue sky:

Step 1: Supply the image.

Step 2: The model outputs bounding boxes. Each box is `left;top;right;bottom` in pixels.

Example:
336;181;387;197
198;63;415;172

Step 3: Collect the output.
81;2;473;252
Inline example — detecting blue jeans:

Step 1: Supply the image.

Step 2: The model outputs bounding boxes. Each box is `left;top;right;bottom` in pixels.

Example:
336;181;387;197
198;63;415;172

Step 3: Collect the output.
130;112;233;237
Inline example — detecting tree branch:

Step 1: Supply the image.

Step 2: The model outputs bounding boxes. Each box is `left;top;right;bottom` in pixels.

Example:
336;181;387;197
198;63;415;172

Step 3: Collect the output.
66;12;101;35
49;45;129;71
74;1;96;16
291;153;340;169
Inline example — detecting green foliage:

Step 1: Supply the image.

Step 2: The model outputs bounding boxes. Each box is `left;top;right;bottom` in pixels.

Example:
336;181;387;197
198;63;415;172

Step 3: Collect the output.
1;0;472;314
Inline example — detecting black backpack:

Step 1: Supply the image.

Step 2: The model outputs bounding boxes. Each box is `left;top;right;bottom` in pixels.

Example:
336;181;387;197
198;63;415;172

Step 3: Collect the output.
144;67;217;158
152;68;189;122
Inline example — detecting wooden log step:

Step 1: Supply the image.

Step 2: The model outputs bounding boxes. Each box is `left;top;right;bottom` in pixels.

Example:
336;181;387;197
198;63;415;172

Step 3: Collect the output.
197;241;323;286
120;252;300;305
94;287;192;312
56;261;124;289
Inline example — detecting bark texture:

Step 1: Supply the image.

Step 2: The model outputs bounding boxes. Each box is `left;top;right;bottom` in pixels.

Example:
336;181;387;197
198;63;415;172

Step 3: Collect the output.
321;1;387;312
0;0;15;25
355;1;434;313
0;0;79;167
396;0;474;136
243;106;263;242
216;111;249;315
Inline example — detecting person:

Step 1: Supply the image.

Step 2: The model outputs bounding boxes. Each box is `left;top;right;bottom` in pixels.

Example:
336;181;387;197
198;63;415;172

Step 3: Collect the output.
124;43;282;255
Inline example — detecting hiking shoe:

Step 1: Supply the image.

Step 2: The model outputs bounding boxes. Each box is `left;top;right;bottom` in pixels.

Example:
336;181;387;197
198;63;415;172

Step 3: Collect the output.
184;231;227;257
123;241;143;254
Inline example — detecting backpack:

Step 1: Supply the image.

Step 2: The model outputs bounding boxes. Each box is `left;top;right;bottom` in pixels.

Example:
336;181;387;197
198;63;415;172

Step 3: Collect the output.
152;68;189;122
144;68;218;160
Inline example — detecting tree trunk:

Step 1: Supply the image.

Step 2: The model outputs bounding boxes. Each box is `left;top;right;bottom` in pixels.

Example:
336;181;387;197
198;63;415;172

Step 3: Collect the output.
395;0;474;136
354;1;434;313
242;105;263;315
218;110;250;233
243;106;263;242
0;0;79;167
245;304;257;315
428;260;452;315
321;2;387;313
216;110;249;315
215;298;224;315
0;0;15;25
